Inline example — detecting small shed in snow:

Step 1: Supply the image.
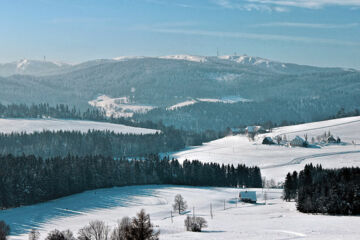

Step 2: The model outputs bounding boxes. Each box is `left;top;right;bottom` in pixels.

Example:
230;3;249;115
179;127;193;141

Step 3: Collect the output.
239;191;257;203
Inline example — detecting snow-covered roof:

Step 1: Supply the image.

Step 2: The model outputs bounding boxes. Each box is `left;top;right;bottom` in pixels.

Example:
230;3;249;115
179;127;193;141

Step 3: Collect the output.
291;136;305;143
239;191;257;201
246;126;256;133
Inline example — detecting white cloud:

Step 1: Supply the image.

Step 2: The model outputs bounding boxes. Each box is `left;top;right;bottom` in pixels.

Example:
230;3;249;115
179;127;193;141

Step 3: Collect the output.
213;0;360;10
246;0;360;9
147;27;360;46
212;0;289;11
251;22;359;28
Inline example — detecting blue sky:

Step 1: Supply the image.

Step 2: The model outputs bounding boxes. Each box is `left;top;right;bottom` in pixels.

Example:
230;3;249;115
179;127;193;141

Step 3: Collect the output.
0;0;360;68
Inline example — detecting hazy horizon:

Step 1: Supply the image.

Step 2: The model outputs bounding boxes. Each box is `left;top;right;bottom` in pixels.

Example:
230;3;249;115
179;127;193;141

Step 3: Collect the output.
1;54;360;70
1;0;359;69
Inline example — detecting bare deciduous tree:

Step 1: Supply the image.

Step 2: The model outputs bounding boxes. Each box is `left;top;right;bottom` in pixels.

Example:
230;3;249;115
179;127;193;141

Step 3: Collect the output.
28;229;40;240
276;135;282;144
173;194;187;214
110;217;132;240
61;230;75;240
78;220;110;240
45;229;65;240
184;216;207;232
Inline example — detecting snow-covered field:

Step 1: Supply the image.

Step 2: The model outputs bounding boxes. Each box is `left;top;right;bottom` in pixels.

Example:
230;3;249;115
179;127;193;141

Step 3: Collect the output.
0;118;159;135
2;117;360;239
2;185;359;240
167;96;251;110
89;95;155;118
172;116;360;182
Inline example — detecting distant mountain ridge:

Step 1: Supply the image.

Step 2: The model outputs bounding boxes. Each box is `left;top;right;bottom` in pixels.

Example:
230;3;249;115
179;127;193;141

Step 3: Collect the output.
0;54;359;130
0;59;71;77
1;54;355;77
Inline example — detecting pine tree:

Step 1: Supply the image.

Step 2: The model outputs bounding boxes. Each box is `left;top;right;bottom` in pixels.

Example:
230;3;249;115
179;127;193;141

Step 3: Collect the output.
130;209;159;240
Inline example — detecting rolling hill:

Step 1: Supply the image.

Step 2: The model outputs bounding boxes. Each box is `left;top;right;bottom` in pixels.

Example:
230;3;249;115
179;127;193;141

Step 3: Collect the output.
172;116;360;182
1;55;359;130
0;118;159;135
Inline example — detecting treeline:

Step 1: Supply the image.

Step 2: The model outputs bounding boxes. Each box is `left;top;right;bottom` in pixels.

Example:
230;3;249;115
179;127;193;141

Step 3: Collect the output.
0;154;262;209
330;107;360;119
0;130;185;159
0;103;104;120
0;102;222;148
284;164;360;215
0;102;159;130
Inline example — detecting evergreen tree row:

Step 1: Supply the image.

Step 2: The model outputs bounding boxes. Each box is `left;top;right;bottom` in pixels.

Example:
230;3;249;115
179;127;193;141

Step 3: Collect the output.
283;164;360;215
0;102;222;148
0;103;105;120
0;154;262;209
0;130;184;159
0;128;221;159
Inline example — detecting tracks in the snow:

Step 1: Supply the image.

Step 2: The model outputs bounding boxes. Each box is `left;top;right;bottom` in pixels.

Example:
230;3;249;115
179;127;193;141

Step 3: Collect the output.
262;150;360;169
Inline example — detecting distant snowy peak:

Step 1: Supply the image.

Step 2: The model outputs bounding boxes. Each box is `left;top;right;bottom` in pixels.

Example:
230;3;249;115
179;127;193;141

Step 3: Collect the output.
15;59;70;70
16;59;30;71
218;55;287;68
157;54;287;68
0;59;71;76
113;56;147;61
159;55;207;63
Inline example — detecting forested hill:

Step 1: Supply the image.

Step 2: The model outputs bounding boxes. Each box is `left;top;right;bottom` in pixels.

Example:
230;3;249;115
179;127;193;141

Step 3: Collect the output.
1;56;359;131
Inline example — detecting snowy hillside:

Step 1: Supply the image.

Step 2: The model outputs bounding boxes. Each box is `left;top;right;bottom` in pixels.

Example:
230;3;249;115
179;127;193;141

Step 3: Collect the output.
159;54;207;63
167;96;251;110
89;95;155;118
172;116;360;182
0;59;71;76
2;185;359;240
1;55;359;132
0;118;159;135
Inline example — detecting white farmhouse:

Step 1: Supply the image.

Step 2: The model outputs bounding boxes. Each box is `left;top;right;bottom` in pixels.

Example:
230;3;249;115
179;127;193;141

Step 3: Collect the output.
290;136;306;147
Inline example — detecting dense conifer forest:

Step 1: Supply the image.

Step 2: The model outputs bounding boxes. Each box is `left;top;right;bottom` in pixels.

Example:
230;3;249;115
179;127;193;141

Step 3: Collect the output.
0;103;222;158
0;130;183;159
0;154;262;209
283;164;360;215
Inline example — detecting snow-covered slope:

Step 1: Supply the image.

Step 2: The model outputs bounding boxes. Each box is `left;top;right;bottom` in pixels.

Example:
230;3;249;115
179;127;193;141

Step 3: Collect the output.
2;185;359;240
159;55;207;63
172;116;360;182
113;56;147;61
0;118;159;135
167;96;251;110
89;95;155;118
0;59;71;76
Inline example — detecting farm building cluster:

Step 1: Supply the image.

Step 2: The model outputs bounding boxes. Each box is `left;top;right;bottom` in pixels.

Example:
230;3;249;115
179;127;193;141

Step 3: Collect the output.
262;131;341;148
227;125;342;148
